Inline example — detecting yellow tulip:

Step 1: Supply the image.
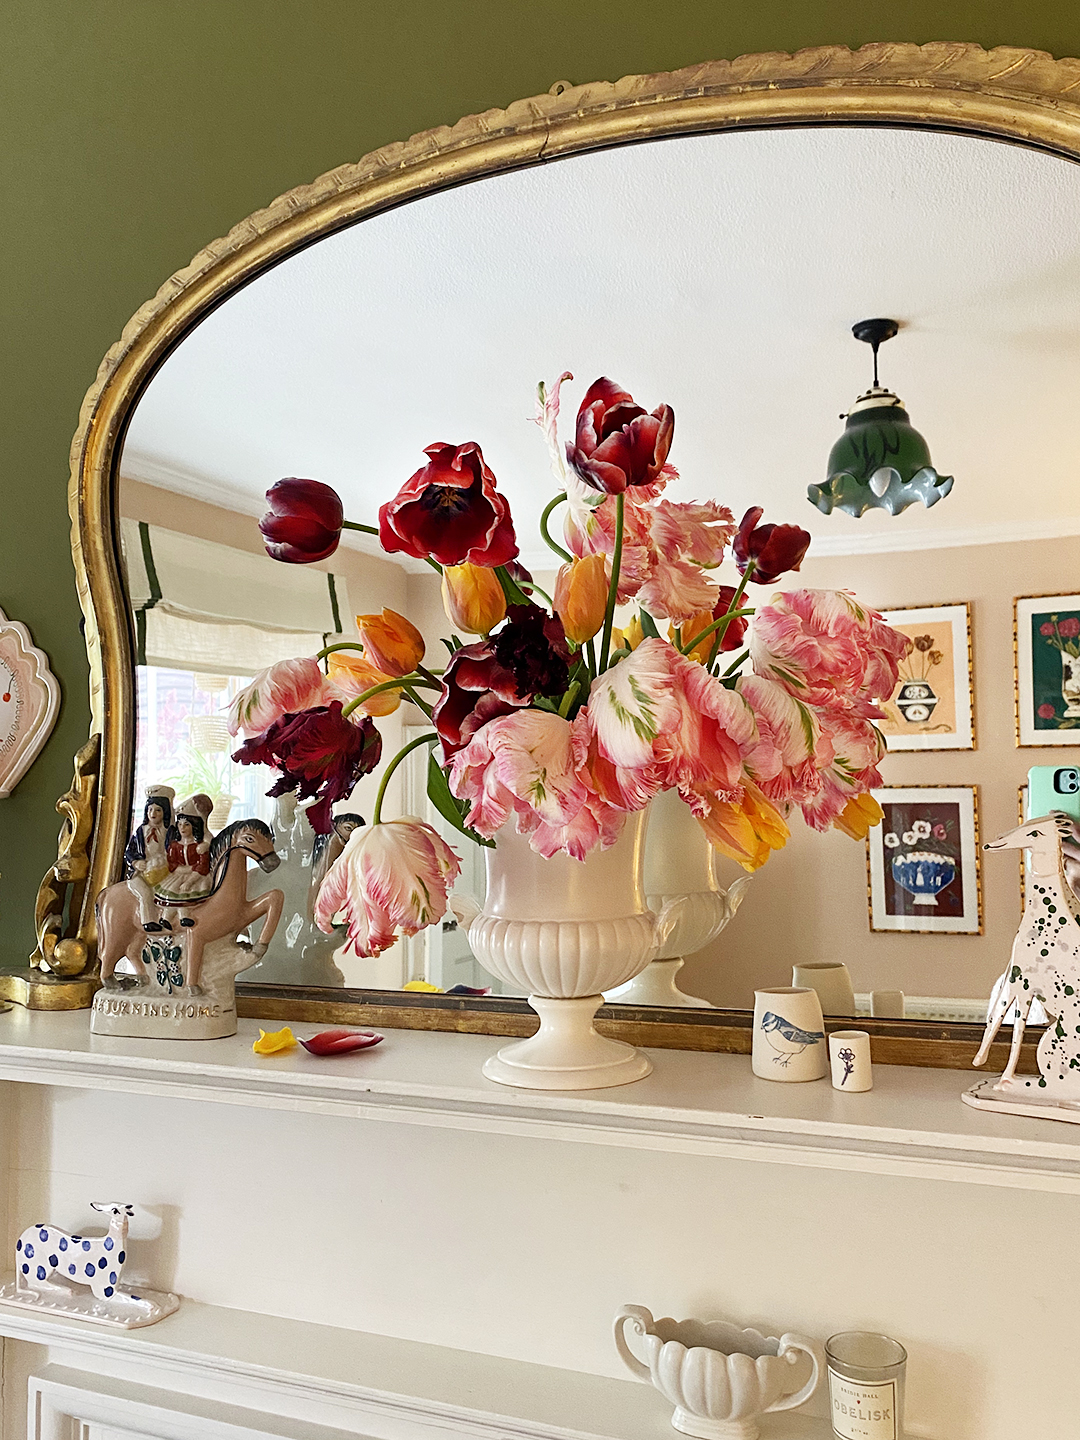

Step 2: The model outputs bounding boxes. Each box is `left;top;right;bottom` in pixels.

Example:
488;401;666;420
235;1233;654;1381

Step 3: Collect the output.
611;613;645;653
441;563;507;634
355;608;425;677
699;782;790;872
402;979;444;992
252;1026;298;1055
832;792;884;841
326;650;401;716
554;554;608;645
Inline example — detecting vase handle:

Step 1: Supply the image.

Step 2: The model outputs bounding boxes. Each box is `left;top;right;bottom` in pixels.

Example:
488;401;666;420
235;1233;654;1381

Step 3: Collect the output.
653;897;689;954
725;874;752;919
613;1305;654;1381
448;892;482;929
766;1333;822;1414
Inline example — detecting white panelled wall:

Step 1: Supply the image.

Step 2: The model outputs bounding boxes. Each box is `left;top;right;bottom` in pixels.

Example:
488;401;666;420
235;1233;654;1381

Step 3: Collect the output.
1;1064;1078;1440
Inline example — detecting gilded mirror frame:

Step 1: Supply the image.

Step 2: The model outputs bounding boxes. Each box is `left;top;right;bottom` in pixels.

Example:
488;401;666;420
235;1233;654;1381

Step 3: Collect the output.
21;40;1080;1068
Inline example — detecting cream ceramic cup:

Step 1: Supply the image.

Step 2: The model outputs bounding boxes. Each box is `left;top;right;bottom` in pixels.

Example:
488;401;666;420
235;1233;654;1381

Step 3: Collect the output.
791;961;856;1016
752;987;827;1082
829;1030;873;1092
870;989;905;1019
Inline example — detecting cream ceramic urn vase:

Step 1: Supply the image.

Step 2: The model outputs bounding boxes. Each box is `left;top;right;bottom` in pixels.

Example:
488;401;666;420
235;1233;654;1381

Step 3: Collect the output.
454;811;676;1091
606;787;750;1008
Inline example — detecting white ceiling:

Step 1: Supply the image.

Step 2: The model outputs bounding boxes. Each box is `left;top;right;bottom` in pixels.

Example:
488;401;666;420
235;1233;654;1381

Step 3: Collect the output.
121;125;1080;571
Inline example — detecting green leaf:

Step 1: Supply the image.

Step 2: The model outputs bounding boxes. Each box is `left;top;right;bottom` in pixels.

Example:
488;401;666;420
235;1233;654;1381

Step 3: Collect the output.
639;609;661;639
426;753;495;847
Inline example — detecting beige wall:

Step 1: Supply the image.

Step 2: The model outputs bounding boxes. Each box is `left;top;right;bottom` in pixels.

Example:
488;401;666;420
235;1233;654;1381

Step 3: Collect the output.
684;532;1080;1007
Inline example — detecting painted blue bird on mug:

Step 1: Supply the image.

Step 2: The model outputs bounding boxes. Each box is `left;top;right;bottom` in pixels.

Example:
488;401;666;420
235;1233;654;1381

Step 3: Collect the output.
759;1010;825;1067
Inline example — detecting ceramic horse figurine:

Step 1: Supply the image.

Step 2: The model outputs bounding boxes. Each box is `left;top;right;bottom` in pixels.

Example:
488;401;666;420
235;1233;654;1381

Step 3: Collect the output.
973;812;1080;1095
97;818;283;997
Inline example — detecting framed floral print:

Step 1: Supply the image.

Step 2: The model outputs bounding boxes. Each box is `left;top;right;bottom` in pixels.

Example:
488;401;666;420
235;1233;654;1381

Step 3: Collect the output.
1015;593;1080;746
866;785;983;934
876;603;974;751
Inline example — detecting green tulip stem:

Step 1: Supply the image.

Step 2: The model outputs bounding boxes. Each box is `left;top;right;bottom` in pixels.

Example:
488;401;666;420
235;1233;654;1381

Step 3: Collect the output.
539;493;573;563
558;680;581;719
341;520;380;536
400;685;435;719
317;641;365;660
339;674;437;719
526;582;554;606
372;733;440;825
585;637;598;679
681;564;756;659
721;648;750;678
597;492;625;674
495;565;532;606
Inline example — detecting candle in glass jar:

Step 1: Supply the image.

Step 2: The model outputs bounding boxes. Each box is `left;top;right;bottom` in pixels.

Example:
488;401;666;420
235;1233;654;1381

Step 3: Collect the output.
826;1331;906;1440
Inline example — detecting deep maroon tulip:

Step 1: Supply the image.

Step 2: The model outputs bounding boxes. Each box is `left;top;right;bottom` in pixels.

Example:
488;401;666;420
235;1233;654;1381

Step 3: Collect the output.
379;442;518;568
712;585;749;652
492;604;571;699
432;642;529;761
565;377;674;495
298;1029;384;1055
259;478;344;563
232;702;382;834
732;507;811;585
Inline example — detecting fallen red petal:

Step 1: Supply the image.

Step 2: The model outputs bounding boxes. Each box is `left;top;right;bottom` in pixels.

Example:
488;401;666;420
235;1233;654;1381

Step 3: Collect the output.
298;1030;385;1056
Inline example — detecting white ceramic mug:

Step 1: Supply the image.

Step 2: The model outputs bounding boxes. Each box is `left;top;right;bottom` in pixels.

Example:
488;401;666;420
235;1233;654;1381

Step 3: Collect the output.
791;961;855;1016
752;987;827;1082
829;1030;873;1092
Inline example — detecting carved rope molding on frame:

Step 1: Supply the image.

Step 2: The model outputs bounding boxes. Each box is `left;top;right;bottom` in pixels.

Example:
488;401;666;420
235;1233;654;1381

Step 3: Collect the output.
47;41;1080;1031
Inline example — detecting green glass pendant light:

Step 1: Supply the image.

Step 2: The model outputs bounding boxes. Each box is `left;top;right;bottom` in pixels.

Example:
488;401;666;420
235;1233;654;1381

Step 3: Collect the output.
808;318;954;518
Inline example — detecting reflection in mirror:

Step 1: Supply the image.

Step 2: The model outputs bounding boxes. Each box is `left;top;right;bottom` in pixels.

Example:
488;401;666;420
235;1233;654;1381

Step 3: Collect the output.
117;125;1080;1018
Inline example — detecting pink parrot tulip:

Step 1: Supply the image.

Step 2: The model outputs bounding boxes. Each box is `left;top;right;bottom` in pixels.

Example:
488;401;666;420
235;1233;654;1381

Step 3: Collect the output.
314;819;461;957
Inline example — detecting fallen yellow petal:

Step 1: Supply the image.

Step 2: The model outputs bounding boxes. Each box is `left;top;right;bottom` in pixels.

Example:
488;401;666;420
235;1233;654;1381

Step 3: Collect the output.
253;1026;298;1055
402;980;443;992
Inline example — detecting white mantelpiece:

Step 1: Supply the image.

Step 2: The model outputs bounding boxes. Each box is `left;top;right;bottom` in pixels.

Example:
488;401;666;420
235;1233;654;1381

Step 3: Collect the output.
0;1009;1076;1193
2;1008;1080;1440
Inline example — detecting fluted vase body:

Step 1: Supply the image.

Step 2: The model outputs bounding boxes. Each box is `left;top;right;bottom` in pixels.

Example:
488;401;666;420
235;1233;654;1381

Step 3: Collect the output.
470;812;659;1090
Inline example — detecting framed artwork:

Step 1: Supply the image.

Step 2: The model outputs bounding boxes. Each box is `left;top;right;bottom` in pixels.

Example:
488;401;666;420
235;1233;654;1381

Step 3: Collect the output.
1015;592;1080;746
866;785;983;934
876;603;974;751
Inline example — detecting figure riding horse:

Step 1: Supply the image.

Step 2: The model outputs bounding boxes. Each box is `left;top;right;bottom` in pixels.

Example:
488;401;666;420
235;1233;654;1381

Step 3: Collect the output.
98;818;283;996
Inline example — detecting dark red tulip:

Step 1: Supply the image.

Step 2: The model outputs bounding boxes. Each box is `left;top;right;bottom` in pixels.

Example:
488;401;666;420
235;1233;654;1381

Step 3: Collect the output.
298;1029;384;1056
732;507;811;585
232;701;382;834
492;604;571;699
711;585;749;652
432;641;529;761
259;478;344;563
379;442;518;568
565;377;674;495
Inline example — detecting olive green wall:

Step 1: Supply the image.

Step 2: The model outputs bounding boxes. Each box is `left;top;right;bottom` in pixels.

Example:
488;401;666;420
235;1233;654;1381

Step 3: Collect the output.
4;0;1080;967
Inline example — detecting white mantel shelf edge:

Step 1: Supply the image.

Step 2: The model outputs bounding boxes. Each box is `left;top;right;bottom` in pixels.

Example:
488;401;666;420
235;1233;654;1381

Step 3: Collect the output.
5;1293;833;1440
1;1010;1078;1193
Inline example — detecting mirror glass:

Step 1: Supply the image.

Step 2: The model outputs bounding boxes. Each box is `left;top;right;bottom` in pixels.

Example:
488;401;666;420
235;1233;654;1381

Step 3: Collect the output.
116;124;1080;1019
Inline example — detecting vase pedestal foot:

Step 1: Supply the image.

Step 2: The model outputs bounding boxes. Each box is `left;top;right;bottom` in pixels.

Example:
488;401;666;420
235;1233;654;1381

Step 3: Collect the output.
482;994;652;1090
605;958;711;1008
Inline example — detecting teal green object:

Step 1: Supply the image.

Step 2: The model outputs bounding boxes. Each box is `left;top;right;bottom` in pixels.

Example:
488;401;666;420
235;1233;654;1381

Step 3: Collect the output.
808;390;954;518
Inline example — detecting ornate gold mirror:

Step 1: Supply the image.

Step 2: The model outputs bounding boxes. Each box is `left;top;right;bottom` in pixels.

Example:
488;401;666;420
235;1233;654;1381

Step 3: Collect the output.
18;43;1080;1069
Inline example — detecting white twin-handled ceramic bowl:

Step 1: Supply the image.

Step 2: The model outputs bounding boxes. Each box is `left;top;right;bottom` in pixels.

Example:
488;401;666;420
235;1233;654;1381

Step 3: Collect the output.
614;1304;821;1440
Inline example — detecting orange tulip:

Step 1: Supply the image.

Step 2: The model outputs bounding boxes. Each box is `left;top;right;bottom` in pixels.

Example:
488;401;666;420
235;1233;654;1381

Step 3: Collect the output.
355;608;425;677
832;792;884;841
697;781;789;872
671;610;714;665
327;651;401;716
610;613;645;654
554;554;608;645
441;562;507;635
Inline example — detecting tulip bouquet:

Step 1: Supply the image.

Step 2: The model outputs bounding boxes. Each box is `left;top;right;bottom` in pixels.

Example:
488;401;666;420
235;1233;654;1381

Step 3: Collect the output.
229;374;908;959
